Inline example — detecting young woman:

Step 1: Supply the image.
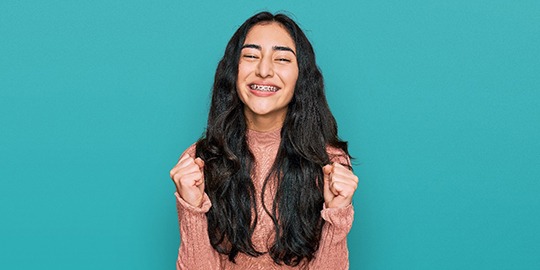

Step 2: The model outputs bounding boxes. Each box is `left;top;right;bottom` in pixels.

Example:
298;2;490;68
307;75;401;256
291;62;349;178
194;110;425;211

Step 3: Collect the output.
170;11;359;269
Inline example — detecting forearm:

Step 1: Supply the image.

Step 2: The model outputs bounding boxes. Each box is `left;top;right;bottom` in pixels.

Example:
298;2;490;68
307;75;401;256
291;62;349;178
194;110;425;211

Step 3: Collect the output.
175;192;221;270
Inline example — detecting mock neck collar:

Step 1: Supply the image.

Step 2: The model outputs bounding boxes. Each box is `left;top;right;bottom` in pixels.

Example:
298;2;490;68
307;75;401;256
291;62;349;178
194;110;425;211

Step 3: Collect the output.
246;127;282;147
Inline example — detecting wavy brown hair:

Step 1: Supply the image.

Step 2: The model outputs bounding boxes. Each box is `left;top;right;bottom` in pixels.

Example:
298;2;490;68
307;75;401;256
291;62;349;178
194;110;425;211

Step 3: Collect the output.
195;11;350;266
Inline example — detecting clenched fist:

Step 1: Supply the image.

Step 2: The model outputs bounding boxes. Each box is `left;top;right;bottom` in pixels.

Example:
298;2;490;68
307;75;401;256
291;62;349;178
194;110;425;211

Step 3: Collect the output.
323;162;358;209
170;153;205;208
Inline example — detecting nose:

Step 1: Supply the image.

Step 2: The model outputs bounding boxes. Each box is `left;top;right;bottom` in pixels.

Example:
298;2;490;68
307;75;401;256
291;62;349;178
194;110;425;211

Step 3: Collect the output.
255;56;274;78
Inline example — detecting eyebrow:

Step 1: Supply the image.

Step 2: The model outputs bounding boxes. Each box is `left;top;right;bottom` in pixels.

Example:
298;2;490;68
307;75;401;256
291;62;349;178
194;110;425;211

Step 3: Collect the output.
241;44;296;55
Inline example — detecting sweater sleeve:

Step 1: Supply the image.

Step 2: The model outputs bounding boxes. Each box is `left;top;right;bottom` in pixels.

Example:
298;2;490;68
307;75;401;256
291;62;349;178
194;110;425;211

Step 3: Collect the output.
174;144;222;270
306;204;354;269
175;192;222;270
306;146;355;269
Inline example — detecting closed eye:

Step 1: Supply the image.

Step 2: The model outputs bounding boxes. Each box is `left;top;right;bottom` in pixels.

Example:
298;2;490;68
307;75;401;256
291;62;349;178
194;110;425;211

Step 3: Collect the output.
242;54;258;59
276;58;291;62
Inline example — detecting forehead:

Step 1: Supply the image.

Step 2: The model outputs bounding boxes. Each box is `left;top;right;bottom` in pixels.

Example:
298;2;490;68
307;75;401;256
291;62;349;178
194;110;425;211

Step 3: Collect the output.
244;22;296;49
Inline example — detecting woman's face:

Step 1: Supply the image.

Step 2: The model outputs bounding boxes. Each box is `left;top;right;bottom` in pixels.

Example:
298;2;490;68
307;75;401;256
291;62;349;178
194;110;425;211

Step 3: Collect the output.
236;22;299;130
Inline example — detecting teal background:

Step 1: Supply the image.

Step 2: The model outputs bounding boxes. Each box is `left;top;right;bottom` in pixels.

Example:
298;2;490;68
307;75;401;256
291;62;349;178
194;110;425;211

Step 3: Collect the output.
1;0;539;269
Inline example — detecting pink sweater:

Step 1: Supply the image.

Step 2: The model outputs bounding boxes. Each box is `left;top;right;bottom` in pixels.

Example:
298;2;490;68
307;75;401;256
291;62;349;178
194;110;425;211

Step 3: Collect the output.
175;128;354;269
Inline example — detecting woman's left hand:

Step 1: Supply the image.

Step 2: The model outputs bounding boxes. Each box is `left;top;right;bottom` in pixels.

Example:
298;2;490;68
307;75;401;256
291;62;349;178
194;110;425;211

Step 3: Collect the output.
323;163;359;208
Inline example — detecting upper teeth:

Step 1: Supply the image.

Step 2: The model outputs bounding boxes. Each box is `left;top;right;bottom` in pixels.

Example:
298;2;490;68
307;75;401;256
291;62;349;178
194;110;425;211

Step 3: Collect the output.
250;84;278;92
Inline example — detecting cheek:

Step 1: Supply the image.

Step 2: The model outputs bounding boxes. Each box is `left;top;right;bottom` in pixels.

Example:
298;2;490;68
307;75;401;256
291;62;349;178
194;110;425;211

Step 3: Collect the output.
291;74;299;87
237;61;252;80
236;65;248;93
282;65;299;86
284;70;299;91
235;87;247;105
285;73;298;102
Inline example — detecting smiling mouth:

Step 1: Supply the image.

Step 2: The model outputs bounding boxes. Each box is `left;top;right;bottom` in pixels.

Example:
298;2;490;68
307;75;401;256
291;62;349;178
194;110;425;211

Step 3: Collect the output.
249;84;279;92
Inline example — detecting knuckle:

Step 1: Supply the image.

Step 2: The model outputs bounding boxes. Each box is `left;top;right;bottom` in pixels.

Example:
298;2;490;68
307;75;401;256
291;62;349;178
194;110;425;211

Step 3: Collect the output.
179;176;191;185
173;174;183;183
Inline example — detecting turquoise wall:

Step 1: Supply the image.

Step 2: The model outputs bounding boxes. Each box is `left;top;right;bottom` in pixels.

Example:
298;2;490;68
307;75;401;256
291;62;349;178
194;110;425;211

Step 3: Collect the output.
1;1;539;269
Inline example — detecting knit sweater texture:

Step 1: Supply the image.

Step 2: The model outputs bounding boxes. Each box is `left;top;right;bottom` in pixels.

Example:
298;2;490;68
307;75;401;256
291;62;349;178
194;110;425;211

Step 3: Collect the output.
175;128;354;269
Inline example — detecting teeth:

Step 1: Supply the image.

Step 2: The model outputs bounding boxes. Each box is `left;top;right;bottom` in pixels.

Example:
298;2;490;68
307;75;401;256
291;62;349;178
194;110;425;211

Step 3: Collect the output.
250;84;278;92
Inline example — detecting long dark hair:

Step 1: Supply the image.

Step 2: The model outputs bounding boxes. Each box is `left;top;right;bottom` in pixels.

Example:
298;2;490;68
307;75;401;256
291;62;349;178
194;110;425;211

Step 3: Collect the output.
195;11;350;266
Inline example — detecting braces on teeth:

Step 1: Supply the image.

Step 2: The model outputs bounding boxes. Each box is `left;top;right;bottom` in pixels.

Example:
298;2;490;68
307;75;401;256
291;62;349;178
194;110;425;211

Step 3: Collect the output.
251;84;278;92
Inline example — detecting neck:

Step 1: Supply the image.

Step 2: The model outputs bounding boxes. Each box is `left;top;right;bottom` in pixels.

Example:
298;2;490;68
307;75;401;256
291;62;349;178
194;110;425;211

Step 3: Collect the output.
244;111;285;132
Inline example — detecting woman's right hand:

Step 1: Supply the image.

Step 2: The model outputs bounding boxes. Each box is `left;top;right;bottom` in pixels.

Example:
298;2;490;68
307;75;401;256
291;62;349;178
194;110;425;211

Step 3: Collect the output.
170;153;205;208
